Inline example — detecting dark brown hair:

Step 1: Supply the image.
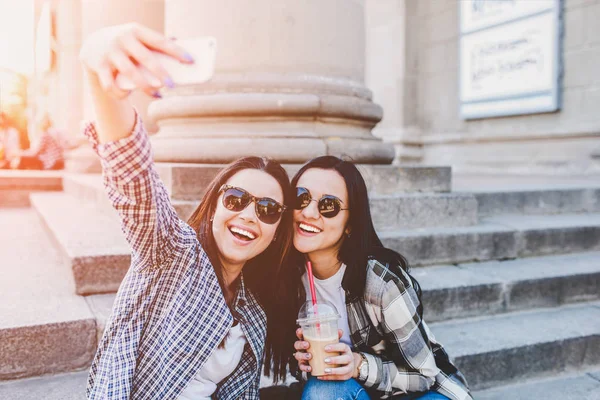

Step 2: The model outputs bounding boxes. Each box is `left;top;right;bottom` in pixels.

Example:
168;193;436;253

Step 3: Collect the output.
186;156;293;381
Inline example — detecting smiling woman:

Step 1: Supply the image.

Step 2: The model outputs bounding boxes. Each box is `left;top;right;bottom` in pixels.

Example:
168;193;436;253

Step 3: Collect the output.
78;23;295;400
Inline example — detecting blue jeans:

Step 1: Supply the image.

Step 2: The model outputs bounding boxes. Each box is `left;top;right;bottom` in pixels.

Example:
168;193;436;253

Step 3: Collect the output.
301;377;370;400
395;391;449;400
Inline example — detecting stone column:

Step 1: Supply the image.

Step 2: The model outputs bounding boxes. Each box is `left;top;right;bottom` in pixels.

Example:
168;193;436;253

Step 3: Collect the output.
58;0;164;171
365;0;422;163
81;0;165;132
53;0;83;142
149;0;394;164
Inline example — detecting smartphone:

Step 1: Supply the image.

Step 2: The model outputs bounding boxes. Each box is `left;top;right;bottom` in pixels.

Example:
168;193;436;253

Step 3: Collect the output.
115;36;217;90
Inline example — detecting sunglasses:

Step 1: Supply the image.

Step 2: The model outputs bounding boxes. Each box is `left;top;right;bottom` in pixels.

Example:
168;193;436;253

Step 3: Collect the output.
219;184;286;225
294;187;349;218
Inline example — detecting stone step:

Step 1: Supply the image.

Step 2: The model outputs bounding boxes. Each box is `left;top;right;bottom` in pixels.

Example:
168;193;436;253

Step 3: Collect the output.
473;369;600;400
380;213;600;266
30;192;130;295
466;187;600;217
432;301;600;391
0;371;87;399
4;368;600;400
0;209;97;381
415;252;600;323
63;173;476;230
154;163;452;200
0;170;63;207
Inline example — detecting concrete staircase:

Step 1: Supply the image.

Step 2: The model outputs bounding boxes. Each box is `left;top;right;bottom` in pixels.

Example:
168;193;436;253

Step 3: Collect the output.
1;168;599;399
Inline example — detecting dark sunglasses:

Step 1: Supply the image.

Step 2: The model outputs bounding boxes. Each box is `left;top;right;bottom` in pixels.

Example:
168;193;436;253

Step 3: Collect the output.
294;187;349;218
219;184;286;225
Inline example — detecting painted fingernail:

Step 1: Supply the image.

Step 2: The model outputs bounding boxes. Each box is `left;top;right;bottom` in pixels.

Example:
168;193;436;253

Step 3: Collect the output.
307;367;311;372
324;358;331;363
305;353;311;359
165;77;175;88
152;91;162;98
303;343;309;349
325;346;331;351
183;52;194;63
324;368;331;373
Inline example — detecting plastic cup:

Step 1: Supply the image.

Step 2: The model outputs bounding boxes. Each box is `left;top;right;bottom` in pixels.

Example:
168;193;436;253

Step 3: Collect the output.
296;301;340;376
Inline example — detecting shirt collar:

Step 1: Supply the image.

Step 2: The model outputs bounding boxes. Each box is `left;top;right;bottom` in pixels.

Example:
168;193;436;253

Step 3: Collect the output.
233;272;248;309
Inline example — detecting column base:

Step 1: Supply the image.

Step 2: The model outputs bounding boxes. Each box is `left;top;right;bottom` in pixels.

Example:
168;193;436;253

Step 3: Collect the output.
148;75;394;164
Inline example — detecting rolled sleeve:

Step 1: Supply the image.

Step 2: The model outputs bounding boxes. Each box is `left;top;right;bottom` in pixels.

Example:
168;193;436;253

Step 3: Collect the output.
82;114;152;185
82;113;182;271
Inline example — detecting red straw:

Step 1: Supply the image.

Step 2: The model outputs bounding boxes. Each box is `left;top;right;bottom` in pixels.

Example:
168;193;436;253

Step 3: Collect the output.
306;260;321;333
306;260;318;307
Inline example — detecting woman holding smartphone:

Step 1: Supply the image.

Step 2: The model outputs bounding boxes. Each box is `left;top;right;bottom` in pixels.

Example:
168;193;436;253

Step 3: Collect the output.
282;156;473;400
79;24;292;399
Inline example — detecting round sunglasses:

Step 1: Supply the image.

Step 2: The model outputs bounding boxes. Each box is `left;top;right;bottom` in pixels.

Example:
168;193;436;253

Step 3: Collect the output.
219;184;286;225
294;187;349;218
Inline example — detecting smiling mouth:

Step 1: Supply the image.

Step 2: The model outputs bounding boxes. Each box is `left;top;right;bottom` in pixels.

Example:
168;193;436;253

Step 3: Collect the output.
229;226;257;241
298;222;322;234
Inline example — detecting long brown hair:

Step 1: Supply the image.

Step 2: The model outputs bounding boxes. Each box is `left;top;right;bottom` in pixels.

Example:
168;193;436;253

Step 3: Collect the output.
186;156;293;381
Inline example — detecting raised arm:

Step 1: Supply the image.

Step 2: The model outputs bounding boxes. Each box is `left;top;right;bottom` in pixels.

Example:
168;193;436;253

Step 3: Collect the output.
79;24;194;271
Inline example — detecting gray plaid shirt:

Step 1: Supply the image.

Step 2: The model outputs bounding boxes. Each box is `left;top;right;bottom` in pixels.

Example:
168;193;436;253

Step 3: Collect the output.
351;259;472;400
84;117;266;399
300;259;472;400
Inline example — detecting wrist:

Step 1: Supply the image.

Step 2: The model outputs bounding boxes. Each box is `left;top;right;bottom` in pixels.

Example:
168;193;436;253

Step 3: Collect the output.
352;352;362;379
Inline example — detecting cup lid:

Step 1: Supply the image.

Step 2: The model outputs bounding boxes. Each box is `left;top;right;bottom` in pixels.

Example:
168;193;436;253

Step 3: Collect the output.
296;300;340;325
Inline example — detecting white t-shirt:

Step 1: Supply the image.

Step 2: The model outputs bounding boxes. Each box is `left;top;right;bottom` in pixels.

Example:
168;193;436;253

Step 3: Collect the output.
302;264;352;346
179;323;247;400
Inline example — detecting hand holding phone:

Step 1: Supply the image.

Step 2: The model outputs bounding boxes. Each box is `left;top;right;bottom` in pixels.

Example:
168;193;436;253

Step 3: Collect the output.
115;37;217;91
80;24;217;99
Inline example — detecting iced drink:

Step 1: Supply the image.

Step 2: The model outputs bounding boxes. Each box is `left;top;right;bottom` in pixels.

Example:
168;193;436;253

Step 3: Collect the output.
297;301;341;377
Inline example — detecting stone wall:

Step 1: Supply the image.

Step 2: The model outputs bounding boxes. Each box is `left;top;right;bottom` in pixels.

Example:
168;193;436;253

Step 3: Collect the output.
417;0;600;174
368;0;600;174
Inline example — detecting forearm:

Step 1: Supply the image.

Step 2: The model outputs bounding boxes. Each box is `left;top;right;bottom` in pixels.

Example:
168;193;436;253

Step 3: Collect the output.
360;352;435;395
85;69;136;144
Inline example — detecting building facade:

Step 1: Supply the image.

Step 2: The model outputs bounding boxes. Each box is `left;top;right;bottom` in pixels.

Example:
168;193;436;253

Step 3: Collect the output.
36;0;600;174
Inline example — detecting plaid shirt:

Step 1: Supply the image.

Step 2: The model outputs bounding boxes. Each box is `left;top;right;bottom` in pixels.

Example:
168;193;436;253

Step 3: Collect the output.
36;129;64;169
83;115;266;400
301;259;472;400
19;128;65;169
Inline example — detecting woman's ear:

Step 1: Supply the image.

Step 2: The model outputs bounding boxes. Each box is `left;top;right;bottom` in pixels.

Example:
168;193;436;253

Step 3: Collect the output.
345;227;352;238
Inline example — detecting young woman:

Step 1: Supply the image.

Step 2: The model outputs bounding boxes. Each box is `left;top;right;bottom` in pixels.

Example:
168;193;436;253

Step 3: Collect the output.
79;24;292;399
286;156;473;400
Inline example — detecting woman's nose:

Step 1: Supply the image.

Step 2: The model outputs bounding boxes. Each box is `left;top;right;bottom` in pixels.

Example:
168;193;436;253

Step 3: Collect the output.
301;200;320;219
238;201;258;223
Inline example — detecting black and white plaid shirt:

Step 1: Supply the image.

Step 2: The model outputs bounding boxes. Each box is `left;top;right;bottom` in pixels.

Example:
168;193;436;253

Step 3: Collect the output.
84;116;266;399
300;258;472;400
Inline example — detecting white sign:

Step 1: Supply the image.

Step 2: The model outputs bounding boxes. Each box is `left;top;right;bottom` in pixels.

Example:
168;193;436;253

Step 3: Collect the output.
459;0;562;119
461;0;555;33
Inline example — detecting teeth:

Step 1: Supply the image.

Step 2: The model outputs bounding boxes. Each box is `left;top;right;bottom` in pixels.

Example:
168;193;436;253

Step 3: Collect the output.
230;226;256;240
299;223;322;233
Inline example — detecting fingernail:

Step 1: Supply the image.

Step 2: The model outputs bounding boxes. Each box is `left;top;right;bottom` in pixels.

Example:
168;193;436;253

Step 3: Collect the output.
324;358;331;363
152;91;162;98
303;343;309;349
165;77;175;88
324;368;331;373
325;346;331;351
305;353;311;359
183;52;194;63
307;367;311;372
169;36;177;41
